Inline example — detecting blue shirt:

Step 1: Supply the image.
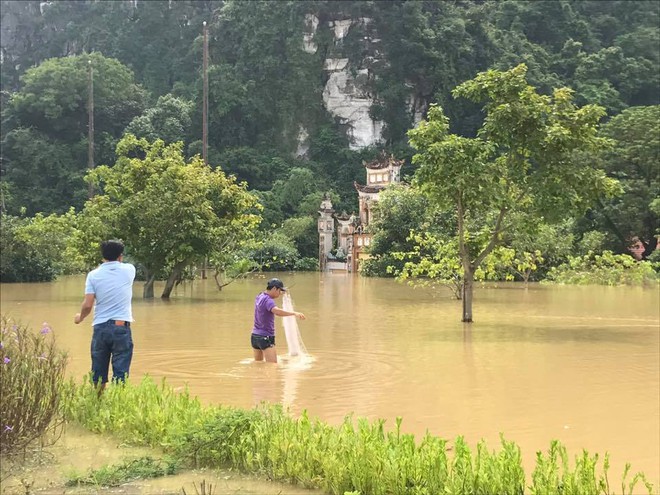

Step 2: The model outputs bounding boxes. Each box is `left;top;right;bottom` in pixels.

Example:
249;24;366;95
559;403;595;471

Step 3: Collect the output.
252;292;276;336
85;261;136;326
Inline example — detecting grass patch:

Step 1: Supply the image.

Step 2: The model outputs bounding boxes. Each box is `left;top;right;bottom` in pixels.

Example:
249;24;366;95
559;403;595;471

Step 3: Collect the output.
65;455;177;487
62;377;657;495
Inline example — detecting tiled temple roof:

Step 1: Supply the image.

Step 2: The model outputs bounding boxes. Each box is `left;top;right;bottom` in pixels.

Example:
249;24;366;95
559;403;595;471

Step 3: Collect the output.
353;181;384;194
363;151;404;170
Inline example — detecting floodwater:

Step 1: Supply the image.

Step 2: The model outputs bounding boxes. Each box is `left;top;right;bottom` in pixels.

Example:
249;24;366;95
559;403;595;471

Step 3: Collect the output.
1;273;659;485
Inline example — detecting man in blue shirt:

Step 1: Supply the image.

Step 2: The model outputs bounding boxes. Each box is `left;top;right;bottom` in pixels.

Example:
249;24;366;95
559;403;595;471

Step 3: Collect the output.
74;240;136;392
252;278;305;363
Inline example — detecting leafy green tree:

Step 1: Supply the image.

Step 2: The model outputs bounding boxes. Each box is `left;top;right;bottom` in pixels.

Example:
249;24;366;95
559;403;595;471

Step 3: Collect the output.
13;208;85;276
3;53;146;214
0;0;221;96
1;214;53;282
0;210;82;282
407;64;616;322
212;147;279;191
279;216;318;260
125;94;194;145
78;134;261;298
362;184;433;277
271;168;324;218
206;0;323;150
245;232;300;272
596;105;660;259
1;129;87;214
7;53;145;140
503;220;575;281
391;231;515;299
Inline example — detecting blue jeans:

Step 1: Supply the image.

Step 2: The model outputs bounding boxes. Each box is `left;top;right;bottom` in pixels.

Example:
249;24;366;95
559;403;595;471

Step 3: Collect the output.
91;320;134;384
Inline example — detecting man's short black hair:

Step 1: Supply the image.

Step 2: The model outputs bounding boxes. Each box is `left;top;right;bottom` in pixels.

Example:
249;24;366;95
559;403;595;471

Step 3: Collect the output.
101;240;125;261
266;278;286;291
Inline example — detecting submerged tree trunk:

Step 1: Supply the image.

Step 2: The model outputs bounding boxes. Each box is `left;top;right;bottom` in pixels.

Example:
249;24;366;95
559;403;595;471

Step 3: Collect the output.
143;274;155;299
462;268;474;322
161;261;187;299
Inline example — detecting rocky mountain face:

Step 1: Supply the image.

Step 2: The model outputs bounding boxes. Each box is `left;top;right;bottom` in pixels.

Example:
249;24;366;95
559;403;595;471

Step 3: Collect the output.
300;11;423;152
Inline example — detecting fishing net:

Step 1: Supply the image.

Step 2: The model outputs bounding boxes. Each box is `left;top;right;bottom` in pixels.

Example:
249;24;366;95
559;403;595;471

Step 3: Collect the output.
282;292;309;357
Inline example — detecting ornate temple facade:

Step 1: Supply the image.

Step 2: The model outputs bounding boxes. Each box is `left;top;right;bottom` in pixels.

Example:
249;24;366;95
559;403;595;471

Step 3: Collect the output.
318;152;404;273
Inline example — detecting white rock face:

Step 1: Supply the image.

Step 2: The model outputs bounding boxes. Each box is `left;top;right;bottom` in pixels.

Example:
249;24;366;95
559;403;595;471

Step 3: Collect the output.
303;14;319;53
407;92;427;127
320;16;384;150
330;19;352;40
296;125;310;157
323;63;383;150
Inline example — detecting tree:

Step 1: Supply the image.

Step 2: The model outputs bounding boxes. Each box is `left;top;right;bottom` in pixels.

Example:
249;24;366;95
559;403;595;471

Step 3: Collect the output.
1;128;87;214
361;184;434;277
407;64;617;322
7;52;145;141
3;53;146;214
78;134;261;299
0;209;82;282
124;94;194;145
597;105;660;259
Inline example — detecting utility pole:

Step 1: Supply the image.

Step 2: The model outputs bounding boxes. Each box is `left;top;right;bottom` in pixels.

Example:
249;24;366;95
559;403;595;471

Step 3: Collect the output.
201;21;209;279
202;21;209;166
87;58;95;198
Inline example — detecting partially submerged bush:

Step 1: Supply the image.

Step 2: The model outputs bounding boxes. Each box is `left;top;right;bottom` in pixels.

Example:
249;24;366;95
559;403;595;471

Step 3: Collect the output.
0;317;68;455
546;251;658;286
66;456;177;487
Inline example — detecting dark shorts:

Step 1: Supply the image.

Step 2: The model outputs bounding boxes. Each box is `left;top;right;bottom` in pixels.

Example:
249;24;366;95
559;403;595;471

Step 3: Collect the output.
251;334;275;350
91;320;134;384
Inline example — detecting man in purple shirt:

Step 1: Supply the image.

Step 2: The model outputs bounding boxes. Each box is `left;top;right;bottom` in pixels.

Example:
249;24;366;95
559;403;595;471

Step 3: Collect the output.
252;278;305;363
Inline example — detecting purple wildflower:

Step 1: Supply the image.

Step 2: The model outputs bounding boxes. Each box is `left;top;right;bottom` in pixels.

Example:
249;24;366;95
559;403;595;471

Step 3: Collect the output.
3;425;13;433
0;341;3;349
3;357;9;364
40;323;51;335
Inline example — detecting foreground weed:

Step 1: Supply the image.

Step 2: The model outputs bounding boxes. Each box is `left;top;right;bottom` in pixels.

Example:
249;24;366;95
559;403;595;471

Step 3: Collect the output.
0;316;67;455
181;479;216;495
61;375;205;447
66;455;177;487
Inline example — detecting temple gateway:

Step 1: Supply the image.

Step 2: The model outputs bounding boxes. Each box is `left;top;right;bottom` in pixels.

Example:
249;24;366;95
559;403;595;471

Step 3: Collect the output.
318;152;404;273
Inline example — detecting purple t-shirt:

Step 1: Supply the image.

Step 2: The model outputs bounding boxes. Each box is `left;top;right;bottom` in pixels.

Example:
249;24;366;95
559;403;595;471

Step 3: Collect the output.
252;292;276;336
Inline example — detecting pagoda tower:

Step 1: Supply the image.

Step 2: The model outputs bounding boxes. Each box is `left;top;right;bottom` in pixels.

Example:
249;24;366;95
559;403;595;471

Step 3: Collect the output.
318;152;403;273
351;152;404;271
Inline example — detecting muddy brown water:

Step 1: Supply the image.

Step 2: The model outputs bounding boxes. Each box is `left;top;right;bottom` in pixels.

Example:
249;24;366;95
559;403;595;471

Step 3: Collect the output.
1;273;658;486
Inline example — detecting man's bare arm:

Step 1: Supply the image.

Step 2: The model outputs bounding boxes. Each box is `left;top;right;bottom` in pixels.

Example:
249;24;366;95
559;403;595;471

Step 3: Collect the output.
74;294;95;324
272;307;306;319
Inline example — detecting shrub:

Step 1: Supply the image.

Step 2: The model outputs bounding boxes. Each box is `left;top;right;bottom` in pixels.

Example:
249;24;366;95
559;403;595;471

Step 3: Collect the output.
66;456;177;487
0;211;84;282
294;257;318;271
546;251;659;286
0;317;68;455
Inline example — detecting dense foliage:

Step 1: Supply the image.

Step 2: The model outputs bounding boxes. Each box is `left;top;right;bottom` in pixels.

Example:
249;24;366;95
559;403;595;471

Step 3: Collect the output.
0;0;658;284
407;64;617;321
77;134;261;298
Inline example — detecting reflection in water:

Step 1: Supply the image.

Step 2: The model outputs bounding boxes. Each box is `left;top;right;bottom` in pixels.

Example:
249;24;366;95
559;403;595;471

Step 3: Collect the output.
1;274;658;483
